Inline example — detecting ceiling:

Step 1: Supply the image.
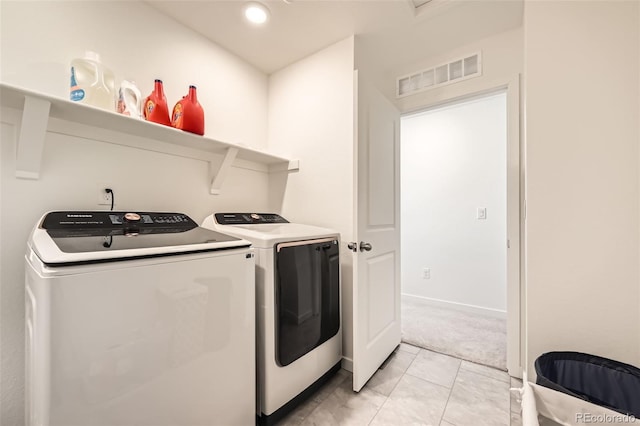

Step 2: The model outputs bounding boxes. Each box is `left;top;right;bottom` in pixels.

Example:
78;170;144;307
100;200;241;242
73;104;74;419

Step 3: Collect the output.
148;0;523;75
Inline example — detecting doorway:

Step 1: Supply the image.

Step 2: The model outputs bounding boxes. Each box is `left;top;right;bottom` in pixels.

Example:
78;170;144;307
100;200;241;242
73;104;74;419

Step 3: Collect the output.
400;91;512;371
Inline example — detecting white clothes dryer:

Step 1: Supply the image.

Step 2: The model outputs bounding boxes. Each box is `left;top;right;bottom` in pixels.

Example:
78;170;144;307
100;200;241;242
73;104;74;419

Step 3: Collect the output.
202;213;342;425
25;211;256;426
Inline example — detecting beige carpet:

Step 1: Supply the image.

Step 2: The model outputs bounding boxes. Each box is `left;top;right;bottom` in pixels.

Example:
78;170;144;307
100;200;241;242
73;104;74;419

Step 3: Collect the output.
401;295;507;371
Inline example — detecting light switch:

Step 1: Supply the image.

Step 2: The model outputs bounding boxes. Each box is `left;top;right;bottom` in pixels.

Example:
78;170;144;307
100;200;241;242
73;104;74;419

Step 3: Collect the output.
477;207;487;220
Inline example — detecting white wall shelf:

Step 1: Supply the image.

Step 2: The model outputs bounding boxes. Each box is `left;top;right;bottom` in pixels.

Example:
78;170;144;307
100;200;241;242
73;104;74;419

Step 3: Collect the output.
0;83;299;194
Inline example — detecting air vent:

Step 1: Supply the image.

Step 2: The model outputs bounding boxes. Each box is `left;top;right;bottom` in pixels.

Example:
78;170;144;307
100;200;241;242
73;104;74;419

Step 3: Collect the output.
396;52;482;98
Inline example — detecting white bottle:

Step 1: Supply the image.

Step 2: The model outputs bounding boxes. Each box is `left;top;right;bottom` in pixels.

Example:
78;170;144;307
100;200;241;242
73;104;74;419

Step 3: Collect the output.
117;80;142;119
70;51;116;111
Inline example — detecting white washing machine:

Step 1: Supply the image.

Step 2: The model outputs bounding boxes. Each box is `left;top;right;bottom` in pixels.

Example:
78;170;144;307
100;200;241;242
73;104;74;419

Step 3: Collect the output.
25;211;256;426
202;213;342;425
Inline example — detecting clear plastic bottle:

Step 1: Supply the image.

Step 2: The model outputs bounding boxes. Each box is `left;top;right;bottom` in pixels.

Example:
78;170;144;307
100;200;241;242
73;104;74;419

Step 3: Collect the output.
70;51;116;111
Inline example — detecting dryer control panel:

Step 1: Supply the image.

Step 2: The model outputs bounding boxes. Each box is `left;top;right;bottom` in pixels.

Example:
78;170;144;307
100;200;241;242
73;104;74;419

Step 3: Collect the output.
215;213;289;225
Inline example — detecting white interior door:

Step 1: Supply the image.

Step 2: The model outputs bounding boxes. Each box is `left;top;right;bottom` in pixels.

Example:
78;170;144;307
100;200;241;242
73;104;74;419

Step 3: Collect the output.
352;71;401;392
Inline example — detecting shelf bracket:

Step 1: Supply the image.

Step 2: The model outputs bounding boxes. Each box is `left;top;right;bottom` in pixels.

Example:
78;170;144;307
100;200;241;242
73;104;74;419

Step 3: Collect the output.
210;147;239;195
288;159;300;171
15;96;51;179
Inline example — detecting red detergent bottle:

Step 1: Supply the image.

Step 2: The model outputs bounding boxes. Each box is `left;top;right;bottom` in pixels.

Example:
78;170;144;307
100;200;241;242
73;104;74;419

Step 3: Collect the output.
171;85;205;136
143;79;171;126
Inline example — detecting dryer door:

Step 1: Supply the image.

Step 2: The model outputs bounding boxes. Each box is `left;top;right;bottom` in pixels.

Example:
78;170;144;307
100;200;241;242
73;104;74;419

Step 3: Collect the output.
274;238;340;367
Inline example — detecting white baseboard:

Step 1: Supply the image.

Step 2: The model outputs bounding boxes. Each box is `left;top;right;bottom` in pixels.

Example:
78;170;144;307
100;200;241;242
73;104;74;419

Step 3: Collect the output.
341;357;353;372
402;293;507;319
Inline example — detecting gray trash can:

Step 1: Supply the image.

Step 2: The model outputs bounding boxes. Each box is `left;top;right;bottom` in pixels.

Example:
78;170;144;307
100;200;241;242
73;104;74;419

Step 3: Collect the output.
535;351;640;417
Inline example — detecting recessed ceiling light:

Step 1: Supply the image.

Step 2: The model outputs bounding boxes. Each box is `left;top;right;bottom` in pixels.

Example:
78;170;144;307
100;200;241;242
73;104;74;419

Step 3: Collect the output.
244;2;270;25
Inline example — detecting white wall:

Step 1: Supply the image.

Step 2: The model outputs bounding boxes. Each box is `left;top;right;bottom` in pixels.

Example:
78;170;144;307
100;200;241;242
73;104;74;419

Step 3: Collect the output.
268;37;356;363
401;92;507;312
524;1;640;374
0;2;271;424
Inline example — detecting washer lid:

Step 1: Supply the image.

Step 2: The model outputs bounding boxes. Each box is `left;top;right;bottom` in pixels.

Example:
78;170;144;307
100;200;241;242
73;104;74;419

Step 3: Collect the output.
202;213;338;248
30;211;250;265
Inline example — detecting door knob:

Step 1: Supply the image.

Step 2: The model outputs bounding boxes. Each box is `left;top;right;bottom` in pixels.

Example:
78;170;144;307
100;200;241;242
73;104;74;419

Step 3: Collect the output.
359;241;372;252
347;242;358;252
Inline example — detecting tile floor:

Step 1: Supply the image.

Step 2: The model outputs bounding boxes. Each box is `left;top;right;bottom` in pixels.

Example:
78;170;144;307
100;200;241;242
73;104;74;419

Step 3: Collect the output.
278;343;525;426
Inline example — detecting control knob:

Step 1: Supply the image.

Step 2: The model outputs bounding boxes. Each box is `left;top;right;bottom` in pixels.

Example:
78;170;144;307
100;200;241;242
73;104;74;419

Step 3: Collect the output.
123;212;141;223
123;212;141;236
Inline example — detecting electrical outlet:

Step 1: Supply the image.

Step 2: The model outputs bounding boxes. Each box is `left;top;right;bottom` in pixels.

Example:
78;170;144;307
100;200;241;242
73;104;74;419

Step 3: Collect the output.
422;268;431;280
97;184;114;206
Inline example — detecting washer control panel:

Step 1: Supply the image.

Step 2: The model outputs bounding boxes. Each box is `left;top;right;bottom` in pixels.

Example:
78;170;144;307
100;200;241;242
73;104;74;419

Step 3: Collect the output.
42;211;196;230
215;213;289;225
108;213;191;226
39;211;244;254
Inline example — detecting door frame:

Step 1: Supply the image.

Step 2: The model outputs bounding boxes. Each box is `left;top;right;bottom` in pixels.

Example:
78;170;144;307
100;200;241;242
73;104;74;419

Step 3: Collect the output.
399;75;523;377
